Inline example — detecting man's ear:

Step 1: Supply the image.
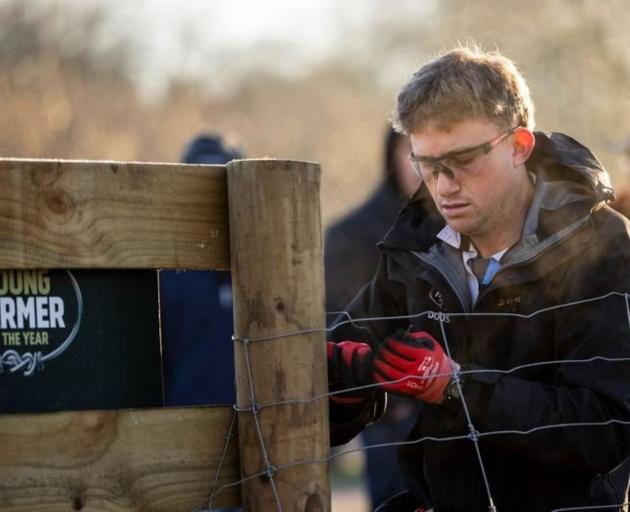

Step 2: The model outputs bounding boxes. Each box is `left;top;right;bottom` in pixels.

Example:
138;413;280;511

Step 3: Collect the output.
512;128;535;166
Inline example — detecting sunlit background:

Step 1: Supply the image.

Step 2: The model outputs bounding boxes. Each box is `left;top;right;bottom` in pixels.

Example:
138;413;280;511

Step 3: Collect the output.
3;0;630;509
4;0;630;226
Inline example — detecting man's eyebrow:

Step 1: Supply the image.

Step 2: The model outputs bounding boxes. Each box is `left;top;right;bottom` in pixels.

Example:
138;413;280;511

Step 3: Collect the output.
414;141;483;161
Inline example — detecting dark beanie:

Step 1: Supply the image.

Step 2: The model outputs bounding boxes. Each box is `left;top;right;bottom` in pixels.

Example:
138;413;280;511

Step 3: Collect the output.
181;134;244;164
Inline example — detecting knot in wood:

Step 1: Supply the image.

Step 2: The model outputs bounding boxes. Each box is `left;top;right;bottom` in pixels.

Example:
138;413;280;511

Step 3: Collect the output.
43;189;75;224
305;493;325;512
31;161;63;187
71;495;84;510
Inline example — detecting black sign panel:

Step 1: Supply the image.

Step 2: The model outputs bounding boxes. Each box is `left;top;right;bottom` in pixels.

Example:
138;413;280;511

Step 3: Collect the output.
0;270;162;413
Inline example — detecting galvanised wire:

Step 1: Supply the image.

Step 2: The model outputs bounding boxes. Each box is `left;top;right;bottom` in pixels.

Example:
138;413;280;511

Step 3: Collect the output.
206;292;630;512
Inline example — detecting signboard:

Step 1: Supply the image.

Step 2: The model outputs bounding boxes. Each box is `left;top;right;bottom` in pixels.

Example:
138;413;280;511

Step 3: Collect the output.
0;270;162;413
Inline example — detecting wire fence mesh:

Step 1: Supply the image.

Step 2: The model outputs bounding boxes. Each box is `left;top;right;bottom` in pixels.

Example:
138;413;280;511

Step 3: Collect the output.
203;291;630;512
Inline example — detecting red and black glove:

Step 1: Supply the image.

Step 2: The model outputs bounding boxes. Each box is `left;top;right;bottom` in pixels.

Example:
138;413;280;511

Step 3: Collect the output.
328;341;387;445
327;341;373;404
373;329;458;404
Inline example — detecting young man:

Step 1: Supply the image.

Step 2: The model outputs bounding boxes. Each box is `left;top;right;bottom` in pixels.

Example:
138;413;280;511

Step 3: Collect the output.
327;47;630;511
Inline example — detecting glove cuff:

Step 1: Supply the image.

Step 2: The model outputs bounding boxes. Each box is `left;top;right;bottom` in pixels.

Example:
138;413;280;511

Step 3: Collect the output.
423;359;459;404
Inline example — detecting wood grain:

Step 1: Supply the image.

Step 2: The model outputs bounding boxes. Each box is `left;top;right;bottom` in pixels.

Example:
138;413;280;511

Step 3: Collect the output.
0;406;240;511
0;159;229;269
228;159;330;511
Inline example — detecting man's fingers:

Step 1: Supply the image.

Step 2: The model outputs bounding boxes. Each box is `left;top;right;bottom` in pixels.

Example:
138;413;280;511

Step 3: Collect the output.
378;346;414;371
386;337;431;360
374;358;406;383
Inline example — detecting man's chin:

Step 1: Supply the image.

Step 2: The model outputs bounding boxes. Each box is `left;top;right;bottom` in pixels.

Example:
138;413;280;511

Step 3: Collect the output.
445;219;478;237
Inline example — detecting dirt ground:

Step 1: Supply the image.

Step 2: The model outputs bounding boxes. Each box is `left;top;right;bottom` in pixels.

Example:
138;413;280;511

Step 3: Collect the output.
332;485;369;512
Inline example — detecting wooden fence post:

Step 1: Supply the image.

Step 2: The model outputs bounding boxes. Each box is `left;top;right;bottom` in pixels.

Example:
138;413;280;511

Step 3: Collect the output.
227;159;330;511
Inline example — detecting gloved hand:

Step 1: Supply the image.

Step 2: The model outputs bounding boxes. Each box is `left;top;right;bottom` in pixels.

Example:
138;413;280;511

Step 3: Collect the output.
327;340;373;404
373;329;458;404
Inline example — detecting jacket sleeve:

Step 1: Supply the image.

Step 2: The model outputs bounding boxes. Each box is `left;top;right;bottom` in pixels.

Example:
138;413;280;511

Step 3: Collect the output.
329;389;387;446
328;252;409;446
441;242;630;473
329;252;408;345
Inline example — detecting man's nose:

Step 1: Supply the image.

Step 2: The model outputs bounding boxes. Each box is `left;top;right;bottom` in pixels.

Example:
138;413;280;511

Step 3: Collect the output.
434;164;460;195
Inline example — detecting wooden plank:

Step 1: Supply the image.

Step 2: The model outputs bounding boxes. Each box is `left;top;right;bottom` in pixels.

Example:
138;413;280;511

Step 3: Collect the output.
228;160;330;510
0;159;229;269
0;406;241;511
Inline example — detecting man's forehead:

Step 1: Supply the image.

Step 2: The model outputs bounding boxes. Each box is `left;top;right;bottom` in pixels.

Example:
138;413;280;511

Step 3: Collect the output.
410;119;501;157
413;117;503;137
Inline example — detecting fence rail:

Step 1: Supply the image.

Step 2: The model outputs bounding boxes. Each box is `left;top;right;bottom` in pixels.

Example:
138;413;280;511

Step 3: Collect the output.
0;158;329;511
0;159;229;269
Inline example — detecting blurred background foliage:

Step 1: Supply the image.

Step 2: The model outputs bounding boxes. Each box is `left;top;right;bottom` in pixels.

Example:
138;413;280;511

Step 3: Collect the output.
2;0;630;224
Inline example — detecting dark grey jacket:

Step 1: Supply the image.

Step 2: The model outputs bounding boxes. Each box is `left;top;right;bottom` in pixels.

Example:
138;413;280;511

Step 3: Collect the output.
331;132;630;511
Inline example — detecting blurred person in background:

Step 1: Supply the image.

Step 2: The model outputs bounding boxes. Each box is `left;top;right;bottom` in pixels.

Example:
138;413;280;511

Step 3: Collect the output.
327;46;630;511
325;127;422;510
160;134;242;408
325;127;422;314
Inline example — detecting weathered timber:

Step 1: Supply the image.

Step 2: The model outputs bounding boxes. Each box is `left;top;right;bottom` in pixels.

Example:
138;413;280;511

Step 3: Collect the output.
0;406;240;511
0;159;229;269
227;159;330;511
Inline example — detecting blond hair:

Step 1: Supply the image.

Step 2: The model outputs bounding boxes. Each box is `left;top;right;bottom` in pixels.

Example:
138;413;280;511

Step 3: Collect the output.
393;46;535;134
